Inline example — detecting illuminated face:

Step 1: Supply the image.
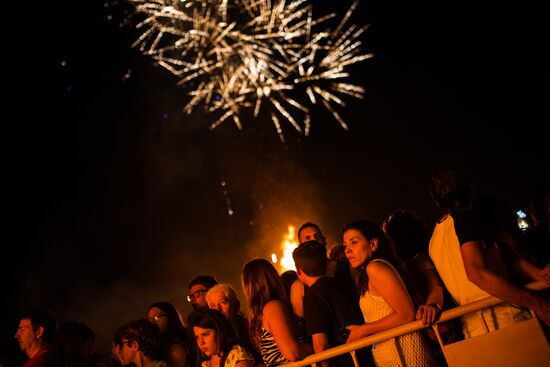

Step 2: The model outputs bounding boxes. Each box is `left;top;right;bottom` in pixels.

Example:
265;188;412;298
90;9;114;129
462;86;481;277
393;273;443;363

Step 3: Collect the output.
15;319;39;356
147;307;168;333
189;285;209;311
207;290;232;320
343;229;374;269
194;326;219;358
111;342;124;366
118;339;138;366
298;226;326;245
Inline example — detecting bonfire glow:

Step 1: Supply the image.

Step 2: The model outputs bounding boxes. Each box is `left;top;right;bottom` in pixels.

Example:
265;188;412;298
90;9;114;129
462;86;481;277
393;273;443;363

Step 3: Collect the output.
272;225;298;273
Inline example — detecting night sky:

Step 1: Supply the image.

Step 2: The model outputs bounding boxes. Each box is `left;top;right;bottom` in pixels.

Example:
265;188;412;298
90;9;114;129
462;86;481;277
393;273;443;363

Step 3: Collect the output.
2;0;549;360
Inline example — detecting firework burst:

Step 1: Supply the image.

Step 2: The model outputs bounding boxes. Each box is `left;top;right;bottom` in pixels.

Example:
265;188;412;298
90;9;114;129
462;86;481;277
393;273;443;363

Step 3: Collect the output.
124;0;372;141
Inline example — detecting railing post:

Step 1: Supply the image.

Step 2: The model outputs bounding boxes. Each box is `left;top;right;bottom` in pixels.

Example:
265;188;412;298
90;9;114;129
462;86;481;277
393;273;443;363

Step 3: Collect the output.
432;323;445;349
350;350;359;367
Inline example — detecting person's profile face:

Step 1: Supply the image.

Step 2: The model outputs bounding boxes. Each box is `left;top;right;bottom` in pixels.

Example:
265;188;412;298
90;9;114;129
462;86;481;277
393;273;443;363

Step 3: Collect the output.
118;339;138;365
14;319;38;354
111;342;124;365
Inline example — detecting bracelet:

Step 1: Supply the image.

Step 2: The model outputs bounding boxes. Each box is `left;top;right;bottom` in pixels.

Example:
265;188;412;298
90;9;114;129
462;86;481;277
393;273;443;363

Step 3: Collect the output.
427;303;442;311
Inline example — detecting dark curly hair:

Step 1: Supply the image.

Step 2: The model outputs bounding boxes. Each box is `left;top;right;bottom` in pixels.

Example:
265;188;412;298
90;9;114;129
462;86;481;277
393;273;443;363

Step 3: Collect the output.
429;168;474;213
114;318;161;360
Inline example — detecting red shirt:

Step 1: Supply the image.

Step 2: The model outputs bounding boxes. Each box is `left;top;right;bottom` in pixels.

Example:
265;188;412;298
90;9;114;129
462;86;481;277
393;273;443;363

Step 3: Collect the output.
23;348;48;367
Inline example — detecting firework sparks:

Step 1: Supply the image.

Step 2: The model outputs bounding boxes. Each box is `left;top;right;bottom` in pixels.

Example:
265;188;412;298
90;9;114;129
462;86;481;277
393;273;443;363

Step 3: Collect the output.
124;0;372;140
220;178;234;217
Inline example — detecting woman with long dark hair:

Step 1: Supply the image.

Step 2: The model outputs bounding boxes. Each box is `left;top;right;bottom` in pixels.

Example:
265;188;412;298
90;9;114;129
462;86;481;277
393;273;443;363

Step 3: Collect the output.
241;259;311;367
45;320;103;367
147;301;193;367
342;220;435;366
191;309;254;367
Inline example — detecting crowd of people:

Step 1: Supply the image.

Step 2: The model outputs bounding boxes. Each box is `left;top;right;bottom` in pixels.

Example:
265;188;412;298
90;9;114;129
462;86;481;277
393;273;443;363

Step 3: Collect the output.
6;168;550;367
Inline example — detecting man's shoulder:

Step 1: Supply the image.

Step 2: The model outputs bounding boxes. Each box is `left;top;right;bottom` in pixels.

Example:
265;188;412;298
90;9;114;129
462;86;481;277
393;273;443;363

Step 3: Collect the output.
306;277;350;306
452;208;479;225
23;349;48;367
453;207;495;246
310;276;337;291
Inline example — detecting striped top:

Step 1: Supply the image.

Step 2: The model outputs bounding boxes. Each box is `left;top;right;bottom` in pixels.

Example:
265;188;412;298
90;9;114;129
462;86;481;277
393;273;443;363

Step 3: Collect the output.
259;328;288;367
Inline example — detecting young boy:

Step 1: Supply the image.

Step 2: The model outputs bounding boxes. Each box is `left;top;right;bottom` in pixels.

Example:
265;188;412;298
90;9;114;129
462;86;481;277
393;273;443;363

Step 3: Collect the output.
293;240;373;367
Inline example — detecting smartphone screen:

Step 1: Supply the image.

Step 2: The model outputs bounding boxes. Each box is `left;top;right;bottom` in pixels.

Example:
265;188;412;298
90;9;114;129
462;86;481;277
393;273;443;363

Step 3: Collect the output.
515;209;529;232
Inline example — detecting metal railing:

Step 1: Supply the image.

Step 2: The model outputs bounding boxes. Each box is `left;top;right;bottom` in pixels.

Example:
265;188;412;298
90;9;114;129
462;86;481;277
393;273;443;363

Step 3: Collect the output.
283;280;550;367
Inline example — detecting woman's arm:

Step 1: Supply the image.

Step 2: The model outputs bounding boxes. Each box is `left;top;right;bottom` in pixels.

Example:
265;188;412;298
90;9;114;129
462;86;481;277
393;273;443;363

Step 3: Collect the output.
234;360;254;367
167;343;188;367
311;333;330;367
289;280;305;317
263;300;311;361
496;231;550;283
347;261;415;342
416;267;444;325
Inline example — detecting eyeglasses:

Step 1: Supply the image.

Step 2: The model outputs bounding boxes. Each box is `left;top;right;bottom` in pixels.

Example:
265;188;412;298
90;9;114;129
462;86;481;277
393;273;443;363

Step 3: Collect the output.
187;289;207;302
148;313;167;322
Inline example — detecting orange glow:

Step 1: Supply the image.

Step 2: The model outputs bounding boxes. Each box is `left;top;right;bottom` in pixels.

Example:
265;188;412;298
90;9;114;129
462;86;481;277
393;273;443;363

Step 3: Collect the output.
271;225;298;273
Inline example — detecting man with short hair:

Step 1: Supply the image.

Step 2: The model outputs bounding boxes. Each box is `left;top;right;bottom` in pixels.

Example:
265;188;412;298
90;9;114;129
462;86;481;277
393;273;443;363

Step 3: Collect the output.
291;223;359;316
297;222;327;246
186;275;218;325
15;309;56;367
113;318;166;367
293;241;372;367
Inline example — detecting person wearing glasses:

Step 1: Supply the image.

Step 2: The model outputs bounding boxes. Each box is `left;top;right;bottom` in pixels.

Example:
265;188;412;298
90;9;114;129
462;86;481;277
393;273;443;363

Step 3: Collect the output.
113;318;166;367
147;301;194;367
187;275;219;326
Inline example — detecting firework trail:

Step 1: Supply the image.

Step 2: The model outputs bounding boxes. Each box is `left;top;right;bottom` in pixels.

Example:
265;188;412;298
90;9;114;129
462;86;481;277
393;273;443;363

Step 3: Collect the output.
124;0;372;140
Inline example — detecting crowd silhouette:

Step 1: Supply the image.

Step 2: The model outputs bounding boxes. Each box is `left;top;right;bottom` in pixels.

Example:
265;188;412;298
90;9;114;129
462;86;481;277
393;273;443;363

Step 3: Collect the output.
4;168;549;367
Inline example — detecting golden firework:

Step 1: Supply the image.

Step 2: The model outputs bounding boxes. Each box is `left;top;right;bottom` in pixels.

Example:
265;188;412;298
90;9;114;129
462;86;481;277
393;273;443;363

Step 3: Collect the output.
126;0;372;140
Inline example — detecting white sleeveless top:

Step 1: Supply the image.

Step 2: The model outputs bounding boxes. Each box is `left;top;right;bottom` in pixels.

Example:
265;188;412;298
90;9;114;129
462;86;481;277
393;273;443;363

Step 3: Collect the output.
359;259;434;367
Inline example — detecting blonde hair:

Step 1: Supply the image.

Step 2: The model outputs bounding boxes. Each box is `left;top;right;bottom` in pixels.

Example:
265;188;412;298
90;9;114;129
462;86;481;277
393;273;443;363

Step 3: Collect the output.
206;283;241;315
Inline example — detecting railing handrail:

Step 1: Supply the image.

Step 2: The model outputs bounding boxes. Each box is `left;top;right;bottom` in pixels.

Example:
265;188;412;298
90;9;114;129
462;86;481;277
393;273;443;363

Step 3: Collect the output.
283;280;549;367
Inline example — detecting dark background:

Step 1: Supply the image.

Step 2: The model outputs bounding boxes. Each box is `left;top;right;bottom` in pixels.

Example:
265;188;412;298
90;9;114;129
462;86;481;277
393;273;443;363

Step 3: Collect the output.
2;0;548;361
